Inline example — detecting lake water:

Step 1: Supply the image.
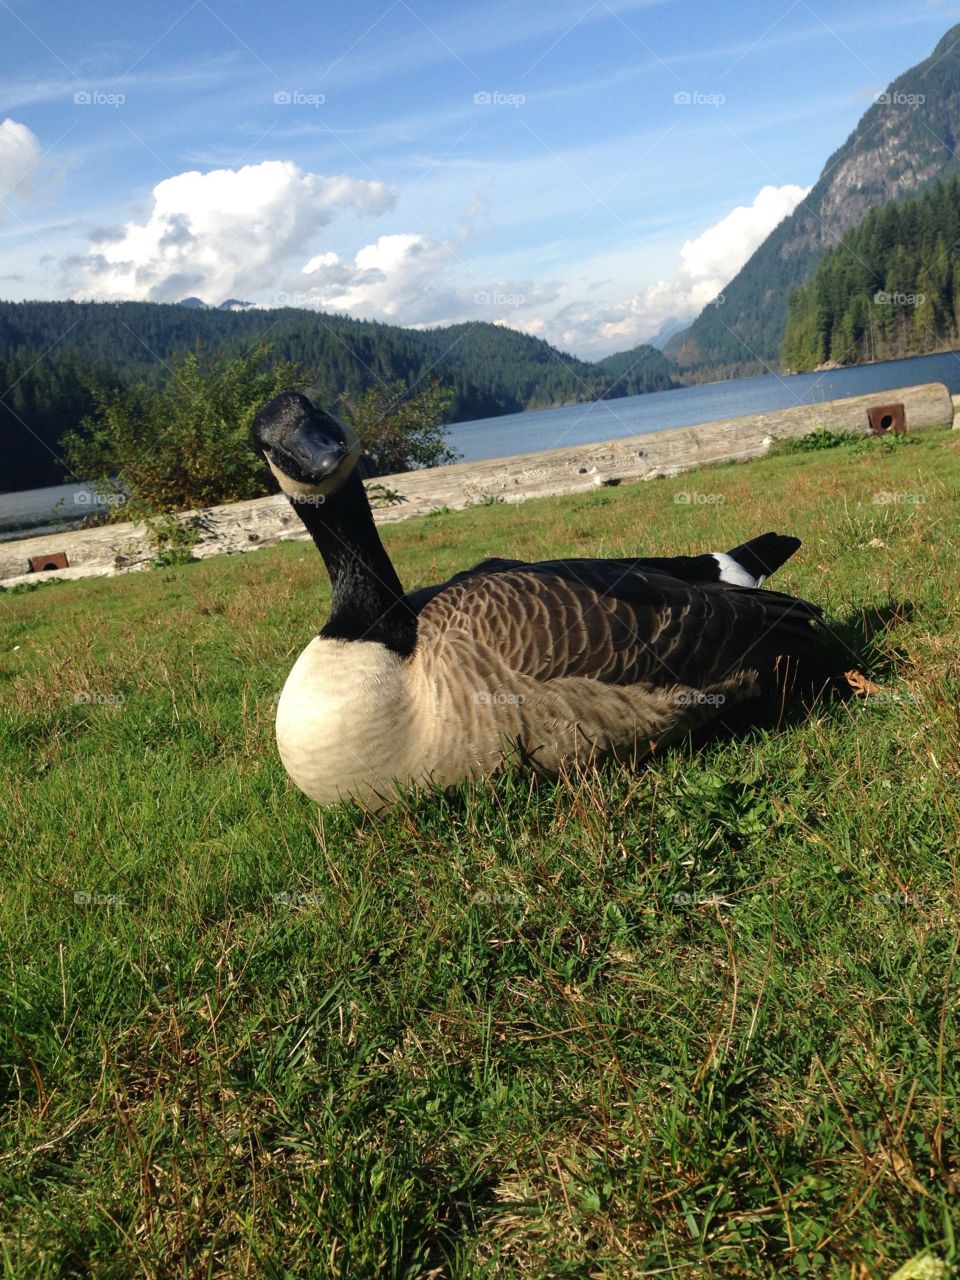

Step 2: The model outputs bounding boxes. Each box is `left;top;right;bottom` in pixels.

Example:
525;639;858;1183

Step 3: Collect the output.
447;348;960;462
4;347;959;540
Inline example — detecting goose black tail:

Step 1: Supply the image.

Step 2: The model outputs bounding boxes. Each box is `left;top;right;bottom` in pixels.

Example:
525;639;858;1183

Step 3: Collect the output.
726;532;801;584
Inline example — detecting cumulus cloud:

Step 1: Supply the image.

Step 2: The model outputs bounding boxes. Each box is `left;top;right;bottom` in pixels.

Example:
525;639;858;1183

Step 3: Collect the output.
543;183;811;355
277;232;559;329
66;160;395;303
296;232;459;322
0;118;40;209
62;165;809;359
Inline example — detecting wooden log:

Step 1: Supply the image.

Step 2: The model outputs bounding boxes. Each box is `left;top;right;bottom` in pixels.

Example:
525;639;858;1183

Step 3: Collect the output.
1;380;952;587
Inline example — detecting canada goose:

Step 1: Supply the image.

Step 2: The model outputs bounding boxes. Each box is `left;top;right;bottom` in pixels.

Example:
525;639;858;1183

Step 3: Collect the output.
252;391;822;808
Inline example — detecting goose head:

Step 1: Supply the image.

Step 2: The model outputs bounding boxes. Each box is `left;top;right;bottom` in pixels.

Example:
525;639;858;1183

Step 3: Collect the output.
252;391;363;500
252;390;417;655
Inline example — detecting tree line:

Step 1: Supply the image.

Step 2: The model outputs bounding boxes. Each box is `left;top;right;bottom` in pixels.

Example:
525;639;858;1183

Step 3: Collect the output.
0;301;676;492
781;175;960;372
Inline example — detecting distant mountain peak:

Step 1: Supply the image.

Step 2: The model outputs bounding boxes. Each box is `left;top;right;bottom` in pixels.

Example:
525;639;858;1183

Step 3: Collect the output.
178;296;209;309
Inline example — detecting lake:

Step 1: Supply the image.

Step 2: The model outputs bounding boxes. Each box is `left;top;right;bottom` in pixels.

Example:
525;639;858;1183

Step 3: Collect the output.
4;347;960;540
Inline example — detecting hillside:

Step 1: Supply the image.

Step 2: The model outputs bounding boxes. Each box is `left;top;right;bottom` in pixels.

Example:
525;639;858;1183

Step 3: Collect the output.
675;23;960;378
0;301;675;492
782;175;960;370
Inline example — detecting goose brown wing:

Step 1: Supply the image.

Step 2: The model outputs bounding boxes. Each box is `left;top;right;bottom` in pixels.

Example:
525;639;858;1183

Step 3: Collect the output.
412;562;820;688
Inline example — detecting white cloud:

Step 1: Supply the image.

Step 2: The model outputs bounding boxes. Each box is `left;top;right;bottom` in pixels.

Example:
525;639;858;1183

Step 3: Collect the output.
0;118;41;209
61;168;809;360
294;232;461;323
65;160;395;303
284;231;560;329
540;183;811;355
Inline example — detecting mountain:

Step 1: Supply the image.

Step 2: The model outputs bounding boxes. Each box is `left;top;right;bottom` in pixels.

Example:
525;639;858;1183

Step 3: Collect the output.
177;296;253;311
413;323;675;411
0;300;676;492
675;24;960;378
645;316;690;351
781;175;960;370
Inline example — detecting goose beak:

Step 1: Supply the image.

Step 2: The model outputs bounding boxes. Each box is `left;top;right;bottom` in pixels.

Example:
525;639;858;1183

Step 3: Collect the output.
252;391;362;495
278;422;351;483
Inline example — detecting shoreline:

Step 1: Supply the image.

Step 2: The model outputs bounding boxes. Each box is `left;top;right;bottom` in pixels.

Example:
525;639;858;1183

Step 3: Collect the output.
1;380;953;590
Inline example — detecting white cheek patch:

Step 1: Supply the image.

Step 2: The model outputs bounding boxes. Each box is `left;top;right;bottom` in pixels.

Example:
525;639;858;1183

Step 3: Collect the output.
711;552;763;588
266;438;362;499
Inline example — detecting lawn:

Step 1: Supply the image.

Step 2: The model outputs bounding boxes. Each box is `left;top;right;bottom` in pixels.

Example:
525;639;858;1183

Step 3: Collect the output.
2;429;959;1278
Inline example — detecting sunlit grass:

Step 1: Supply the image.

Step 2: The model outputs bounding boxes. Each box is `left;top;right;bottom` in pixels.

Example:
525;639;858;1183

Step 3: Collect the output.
2;429;959;1277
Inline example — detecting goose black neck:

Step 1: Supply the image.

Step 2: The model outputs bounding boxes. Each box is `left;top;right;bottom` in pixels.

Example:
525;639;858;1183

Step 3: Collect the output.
288;469;417;655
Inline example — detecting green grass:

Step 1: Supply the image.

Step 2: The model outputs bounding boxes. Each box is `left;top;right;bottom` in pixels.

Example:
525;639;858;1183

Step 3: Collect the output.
2;430;959;1278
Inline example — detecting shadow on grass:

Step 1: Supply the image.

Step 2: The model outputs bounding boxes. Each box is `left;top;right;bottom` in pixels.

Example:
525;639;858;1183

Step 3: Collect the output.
703;599;917;744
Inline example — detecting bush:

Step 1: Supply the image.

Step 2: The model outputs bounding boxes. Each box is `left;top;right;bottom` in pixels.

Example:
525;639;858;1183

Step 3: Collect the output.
779;426;864;453
63;343;304;517
64;352;460;515
340;379;457;475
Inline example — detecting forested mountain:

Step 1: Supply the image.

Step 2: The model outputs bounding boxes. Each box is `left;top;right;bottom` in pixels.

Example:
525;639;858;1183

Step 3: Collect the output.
781;176;960;370
0;300;676;491
675;24;960;378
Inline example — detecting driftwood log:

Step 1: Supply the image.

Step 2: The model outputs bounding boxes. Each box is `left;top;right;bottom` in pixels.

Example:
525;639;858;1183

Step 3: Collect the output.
1;380;953;588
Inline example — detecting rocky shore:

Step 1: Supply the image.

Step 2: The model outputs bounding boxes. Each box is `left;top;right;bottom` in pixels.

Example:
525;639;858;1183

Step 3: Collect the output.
1;380;953;589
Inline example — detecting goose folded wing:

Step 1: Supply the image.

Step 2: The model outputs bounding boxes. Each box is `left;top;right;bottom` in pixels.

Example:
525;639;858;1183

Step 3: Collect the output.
413;562;821;688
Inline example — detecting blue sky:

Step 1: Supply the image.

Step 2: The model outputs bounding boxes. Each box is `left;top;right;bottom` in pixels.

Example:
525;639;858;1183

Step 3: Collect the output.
1;0;958;355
